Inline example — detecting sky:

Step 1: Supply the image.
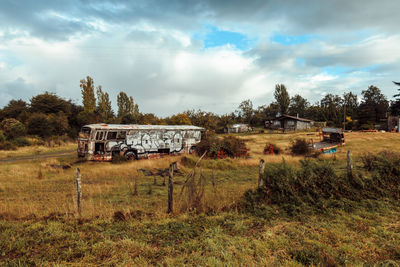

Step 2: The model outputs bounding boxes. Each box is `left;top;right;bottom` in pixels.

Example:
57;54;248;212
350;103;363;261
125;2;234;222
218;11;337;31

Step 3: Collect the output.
0;0;399;116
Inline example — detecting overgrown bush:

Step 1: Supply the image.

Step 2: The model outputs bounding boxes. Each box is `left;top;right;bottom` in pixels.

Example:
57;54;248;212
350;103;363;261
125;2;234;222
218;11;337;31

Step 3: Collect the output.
0;118;26;139
360;150;400;171
12;137;31;147
44;135;72;147
290;138;310;155
263;143;281;154
0;130;6;143
242;153;400;216
0;141;17;150
27;113;52;138
196;134;247;158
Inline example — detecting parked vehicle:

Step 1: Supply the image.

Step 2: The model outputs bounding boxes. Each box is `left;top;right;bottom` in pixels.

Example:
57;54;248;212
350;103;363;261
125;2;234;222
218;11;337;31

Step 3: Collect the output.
77;124;204;161
312;127;345;153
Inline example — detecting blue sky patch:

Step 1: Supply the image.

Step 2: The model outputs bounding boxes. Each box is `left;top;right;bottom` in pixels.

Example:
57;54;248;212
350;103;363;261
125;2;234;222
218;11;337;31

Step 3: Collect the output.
0;51;22;68
323;66;353;75
271;34;316;45
195;25;257;51
296;58;305;67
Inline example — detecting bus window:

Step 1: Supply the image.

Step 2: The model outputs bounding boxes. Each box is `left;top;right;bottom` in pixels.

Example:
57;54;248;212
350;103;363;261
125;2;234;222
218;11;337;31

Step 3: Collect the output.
79;127;91;138
107;131;117;140
117;131;127;140
96;131;104;140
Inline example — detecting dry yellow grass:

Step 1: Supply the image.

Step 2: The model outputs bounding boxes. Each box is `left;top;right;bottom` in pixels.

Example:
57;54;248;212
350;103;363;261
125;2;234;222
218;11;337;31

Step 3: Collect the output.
240;131;400;160
1;131;400;220
0;142;76;159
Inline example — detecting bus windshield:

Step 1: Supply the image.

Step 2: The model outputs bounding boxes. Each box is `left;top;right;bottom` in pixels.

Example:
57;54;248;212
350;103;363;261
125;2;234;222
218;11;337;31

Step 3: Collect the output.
79;127;91;139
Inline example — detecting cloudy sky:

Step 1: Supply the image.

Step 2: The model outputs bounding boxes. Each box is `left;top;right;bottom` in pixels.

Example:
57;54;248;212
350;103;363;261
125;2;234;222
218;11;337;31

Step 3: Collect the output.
0;0;399;116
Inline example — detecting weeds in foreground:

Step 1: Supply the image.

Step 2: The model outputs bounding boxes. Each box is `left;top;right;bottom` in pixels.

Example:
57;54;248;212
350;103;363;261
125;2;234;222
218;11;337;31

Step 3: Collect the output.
243;152;400;217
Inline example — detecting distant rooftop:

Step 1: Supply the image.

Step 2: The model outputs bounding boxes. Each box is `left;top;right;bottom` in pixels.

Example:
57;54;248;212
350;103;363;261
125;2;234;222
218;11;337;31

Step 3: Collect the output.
274;114;313;122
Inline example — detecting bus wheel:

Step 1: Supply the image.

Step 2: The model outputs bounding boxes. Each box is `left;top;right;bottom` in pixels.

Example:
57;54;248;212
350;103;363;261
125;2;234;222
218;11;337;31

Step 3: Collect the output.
125;151;136;161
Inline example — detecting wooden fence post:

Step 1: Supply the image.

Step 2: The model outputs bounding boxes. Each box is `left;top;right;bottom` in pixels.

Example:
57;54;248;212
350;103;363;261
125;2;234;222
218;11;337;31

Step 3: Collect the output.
75;168;82;217
258;159;265;188
347;149;353;176
167;162;176;214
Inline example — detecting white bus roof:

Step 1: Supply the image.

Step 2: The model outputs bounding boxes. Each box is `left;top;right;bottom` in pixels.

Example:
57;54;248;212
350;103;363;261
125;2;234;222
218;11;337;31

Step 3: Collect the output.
83;124;205;131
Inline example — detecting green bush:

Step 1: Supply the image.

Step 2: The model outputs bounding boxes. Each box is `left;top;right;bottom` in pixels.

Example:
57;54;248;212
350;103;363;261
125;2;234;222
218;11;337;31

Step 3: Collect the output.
44;135;72;147
290;139;310;155
0;130;6;143
242;153;400;216
27;113;51;138
196;134;247;158
0;141;17;151
12;137;31;147
0;118;26;139
264;143;281;154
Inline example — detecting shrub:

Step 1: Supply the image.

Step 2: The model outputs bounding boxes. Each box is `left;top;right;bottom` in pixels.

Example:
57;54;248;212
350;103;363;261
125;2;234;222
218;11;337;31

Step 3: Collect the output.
0;118;26;139
0;141;17;151
12;137;31;147
242;152;400;217
196;134;247;158
44;135;72;147
290;138;310;155
27;113;52;138
263;143;281;154
360;150;400;172
0;130;6;143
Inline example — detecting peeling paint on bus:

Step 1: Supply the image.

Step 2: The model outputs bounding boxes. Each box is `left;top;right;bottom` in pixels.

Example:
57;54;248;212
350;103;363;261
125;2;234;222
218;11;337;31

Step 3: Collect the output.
77;124;205;161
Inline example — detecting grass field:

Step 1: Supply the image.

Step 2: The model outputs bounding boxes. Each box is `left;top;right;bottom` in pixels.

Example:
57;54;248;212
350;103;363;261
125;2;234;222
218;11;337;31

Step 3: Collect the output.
0;142;76;159
1;131;400;265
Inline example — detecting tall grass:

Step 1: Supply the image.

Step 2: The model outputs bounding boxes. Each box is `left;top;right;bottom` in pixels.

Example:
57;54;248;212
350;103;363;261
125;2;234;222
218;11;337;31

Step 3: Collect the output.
243;152;400;216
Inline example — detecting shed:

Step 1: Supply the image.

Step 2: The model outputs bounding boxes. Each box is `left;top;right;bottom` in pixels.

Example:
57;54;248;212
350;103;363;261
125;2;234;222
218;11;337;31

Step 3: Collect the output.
226;123;252;133
269;114;313;131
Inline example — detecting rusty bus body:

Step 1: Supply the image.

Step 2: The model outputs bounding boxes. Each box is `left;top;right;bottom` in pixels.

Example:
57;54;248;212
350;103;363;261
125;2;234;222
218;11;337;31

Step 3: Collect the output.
77;124;204;161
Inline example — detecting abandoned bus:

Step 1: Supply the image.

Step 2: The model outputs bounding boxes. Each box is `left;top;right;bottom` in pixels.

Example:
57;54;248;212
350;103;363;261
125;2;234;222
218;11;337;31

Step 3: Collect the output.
77;124;205;161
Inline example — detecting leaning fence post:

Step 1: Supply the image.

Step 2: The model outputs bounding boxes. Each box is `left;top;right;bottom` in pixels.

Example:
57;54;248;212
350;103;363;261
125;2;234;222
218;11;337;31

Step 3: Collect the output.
75;168;82;217
347;149;353;177
258;159;265;188
167;162;176;214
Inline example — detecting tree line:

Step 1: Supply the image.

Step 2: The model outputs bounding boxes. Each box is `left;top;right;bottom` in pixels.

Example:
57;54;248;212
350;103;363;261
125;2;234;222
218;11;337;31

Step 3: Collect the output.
0;77;399;145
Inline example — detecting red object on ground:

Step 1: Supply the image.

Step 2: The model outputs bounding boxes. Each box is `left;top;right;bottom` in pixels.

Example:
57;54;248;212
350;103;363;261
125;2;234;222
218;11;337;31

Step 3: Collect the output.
269;144;274;155
217;149;227;159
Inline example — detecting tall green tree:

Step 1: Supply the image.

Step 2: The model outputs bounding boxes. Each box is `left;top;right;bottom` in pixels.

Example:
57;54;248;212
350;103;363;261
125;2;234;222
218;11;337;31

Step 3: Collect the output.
359;85;388;127
184;109;219;130
0;99;28;121
274;84;290;115
320;94;343;126
96;86;113;122
342;92;358;119
117;92;140;123
236;99;254;124
305;103;325;122
288;94;309;118
30;92;71;114
80;76;96;113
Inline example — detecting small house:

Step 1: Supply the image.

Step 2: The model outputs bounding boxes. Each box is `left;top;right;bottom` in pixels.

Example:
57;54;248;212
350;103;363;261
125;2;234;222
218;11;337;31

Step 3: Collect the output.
269;114;313;131
226;123;252;133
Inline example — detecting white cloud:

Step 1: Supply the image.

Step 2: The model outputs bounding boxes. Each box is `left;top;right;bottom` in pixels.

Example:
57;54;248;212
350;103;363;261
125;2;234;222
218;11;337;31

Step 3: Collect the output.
0;0;400;115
